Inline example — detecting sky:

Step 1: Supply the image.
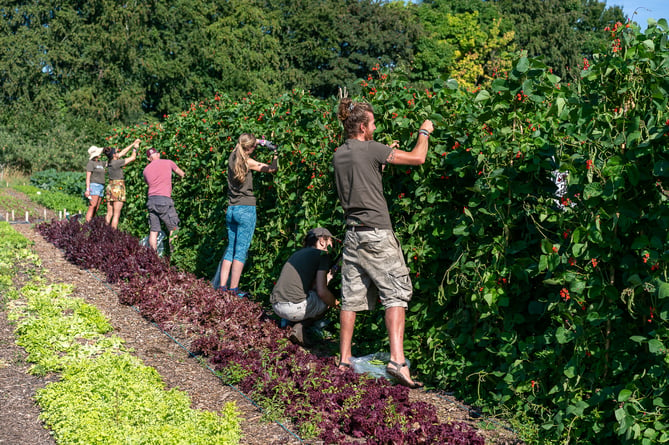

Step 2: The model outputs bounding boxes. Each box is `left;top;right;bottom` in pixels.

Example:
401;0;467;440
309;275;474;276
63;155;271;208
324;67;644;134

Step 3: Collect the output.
609;0;669;30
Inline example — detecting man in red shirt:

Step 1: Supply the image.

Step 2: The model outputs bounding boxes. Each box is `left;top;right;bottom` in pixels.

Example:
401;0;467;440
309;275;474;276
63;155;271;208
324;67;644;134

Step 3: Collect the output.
143;148;185;251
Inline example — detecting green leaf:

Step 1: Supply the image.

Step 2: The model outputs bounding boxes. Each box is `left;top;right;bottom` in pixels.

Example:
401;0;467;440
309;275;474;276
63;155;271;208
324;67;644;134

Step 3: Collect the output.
648;339;665;354
642;39;655;51
654;160;669;177
566;401;589;417
618;389;633;402
539;254;548;272
445;79;459;90
563;365;576;378
572;243;587;257
474;90;491;103
453;224;469;236
541;238;555;254
556;326;574;344
653;397;668;408
583;183;603;200
556;97;566;117
658;282;669;299
516;57;530;73
570;280;586;294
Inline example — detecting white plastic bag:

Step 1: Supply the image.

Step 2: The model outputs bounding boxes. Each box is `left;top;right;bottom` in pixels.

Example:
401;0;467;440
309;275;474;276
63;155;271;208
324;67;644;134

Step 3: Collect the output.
140;231;166;257
349;352;410;379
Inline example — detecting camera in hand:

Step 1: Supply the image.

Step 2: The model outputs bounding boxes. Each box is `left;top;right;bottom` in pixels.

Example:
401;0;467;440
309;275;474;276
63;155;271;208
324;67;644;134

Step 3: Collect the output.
258;139;277;151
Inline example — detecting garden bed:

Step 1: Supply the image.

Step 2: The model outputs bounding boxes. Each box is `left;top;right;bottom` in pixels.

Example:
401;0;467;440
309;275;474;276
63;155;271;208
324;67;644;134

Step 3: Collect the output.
0;190;520;444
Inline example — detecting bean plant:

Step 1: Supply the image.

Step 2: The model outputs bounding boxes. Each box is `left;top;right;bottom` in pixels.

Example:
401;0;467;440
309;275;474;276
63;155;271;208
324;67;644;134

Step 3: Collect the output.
99;20;669;444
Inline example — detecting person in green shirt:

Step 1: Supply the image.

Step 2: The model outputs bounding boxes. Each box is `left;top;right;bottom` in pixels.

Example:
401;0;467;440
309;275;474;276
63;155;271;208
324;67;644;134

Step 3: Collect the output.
333;97;433;388
271;227;338;345
84;145;107;222
104;139;141;229
213;133;278;295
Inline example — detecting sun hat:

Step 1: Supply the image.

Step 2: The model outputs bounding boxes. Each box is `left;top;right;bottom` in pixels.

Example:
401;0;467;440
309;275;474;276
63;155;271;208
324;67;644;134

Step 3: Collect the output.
88;145;103;160
146;147;158;159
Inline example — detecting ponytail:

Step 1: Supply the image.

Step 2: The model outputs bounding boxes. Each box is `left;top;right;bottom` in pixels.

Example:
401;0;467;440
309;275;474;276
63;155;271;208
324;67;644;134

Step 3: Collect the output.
337;99;374;139
231;133;256;183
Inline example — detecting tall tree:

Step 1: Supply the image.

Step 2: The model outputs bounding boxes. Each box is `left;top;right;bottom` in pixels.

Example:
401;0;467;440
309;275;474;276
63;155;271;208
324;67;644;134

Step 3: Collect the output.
411;0;516;88
265;0;420;97
494;0;625;79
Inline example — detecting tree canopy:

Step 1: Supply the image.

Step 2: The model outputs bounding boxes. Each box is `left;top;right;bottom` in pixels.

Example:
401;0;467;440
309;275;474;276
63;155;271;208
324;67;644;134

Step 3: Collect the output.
0;0;627;172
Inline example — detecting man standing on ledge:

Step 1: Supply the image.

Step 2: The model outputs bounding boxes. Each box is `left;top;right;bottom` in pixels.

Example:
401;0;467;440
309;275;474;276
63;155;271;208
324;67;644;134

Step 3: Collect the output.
143;147;185;251
333;97;433;388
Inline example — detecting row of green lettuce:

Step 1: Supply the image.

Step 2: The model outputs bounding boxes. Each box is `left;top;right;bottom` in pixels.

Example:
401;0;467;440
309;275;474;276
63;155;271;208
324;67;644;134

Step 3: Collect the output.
27;20;669;443
0;222;241;444
12;184;88;216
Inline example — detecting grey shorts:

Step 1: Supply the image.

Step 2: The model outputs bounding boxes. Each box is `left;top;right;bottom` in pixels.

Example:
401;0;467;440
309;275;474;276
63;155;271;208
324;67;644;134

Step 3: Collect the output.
272;290;329;322
340;229;412;312
147;196;180;232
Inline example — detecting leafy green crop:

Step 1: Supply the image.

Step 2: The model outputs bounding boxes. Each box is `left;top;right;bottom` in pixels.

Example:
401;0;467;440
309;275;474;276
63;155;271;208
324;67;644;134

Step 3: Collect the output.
13;184;88;215
0;221;38;298
9;280;241;444
30;169;86;196
36;352;241;445
9;282;122;376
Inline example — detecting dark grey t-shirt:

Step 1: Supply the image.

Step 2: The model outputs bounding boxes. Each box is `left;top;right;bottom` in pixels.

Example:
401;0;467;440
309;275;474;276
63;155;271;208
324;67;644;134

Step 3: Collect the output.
333;139;393;229
227;151;256;206
86;159;106;185
270;247;331;304
108;159;126;181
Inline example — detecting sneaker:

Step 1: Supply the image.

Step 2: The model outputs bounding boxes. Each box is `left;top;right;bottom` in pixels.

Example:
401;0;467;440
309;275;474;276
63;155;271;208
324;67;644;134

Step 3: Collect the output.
288;323;305;346
313;319;329;330
228;288;248;298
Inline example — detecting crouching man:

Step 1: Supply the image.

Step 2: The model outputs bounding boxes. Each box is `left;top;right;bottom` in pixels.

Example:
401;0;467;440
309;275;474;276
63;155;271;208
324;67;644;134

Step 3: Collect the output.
271;228;338;345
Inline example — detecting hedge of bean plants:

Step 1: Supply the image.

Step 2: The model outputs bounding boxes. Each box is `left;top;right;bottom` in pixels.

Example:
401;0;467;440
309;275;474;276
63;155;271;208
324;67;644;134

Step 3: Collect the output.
96;20;669;443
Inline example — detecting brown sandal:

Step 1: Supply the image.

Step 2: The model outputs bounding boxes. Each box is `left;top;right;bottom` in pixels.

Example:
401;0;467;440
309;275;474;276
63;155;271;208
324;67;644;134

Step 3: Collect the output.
386;360;424;389
337;360;353;371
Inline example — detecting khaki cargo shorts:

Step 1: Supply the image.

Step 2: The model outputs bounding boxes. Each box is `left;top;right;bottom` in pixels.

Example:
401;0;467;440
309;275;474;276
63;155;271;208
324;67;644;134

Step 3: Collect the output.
340;229;412;311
